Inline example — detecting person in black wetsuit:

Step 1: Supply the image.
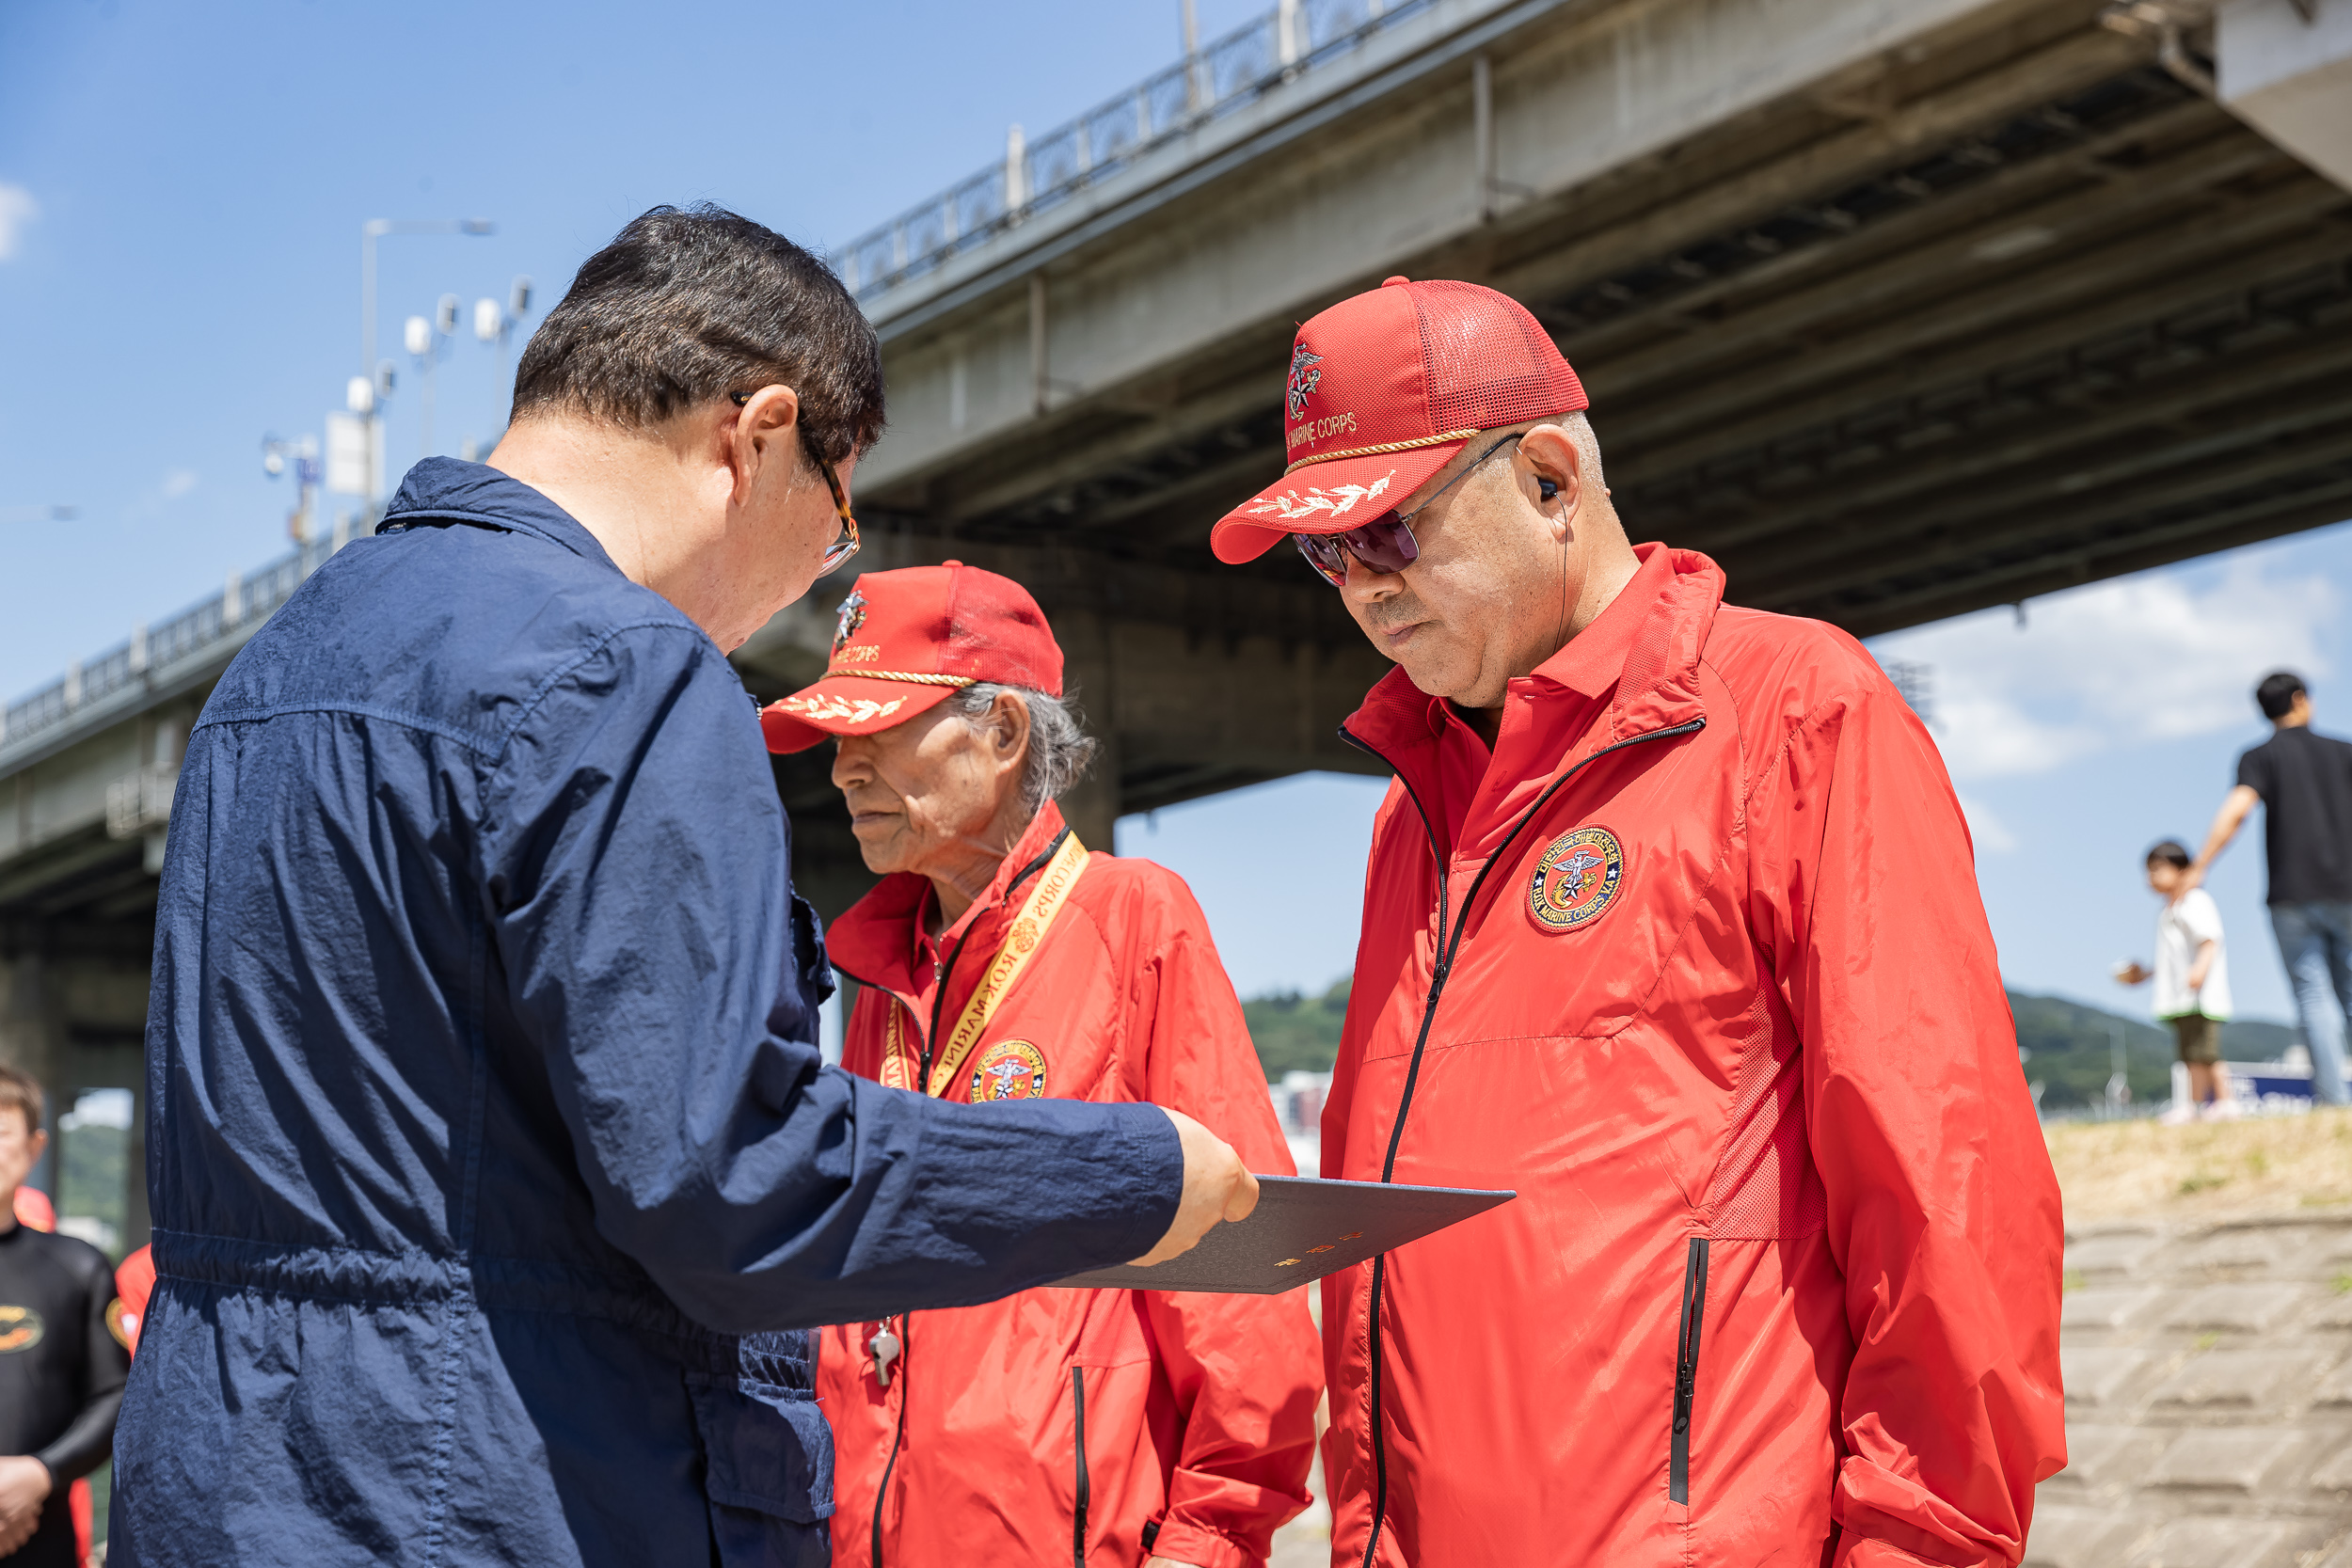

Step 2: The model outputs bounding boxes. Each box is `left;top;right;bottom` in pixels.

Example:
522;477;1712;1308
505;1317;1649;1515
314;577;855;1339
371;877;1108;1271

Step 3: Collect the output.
0;1066;128;1566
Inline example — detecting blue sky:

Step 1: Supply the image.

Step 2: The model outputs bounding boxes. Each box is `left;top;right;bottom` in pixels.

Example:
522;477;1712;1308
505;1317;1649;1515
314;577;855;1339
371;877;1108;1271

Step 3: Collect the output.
6;1;2342;1022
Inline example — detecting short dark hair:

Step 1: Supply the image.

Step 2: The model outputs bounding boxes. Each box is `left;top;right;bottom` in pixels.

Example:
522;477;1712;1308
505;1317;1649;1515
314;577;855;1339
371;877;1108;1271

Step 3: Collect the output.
2146;840;2192;870
0;1064;43;1138
511;204;884;465
2257;671;2308;721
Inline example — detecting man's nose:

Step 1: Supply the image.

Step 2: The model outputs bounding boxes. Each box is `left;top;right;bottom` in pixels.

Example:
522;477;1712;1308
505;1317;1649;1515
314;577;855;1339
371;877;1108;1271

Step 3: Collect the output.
1344;549;1401;601
831;740;870;791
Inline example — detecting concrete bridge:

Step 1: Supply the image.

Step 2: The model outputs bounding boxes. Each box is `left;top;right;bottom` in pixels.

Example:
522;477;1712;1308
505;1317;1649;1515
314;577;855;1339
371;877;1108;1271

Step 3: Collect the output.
5;0;2350;1249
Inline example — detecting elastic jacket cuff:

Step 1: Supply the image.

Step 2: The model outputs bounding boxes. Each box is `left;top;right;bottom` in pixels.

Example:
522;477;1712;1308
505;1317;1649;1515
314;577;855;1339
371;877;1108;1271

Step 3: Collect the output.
1143;1517;1257;1568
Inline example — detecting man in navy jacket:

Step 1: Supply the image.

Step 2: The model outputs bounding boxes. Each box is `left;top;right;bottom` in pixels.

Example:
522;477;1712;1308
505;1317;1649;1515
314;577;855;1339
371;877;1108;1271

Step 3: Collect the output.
109;205;1255;1567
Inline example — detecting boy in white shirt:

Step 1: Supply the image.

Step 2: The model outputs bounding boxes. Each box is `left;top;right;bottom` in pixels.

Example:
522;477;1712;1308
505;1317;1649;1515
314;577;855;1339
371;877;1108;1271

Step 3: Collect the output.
2118;839;2236;1120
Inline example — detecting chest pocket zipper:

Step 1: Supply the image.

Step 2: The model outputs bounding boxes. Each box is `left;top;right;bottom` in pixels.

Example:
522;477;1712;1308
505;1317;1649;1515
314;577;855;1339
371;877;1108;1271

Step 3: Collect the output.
1670;1237;1710;1507
1071;1367;1090;1567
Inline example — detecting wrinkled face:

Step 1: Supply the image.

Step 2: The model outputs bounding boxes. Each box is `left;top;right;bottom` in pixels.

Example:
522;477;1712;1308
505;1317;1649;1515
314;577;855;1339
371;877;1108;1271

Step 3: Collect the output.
832;702;1025;879
0;1106;44;1201
1339;436;1572;709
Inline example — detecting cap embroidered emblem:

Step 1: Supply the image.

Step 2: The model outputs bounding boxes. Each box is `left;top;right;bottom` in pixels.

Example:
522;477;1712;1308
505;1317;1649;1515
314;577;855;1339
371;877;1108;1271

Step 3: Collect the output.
1245;471;1393;521
1285;343;1325;420
1528;826;1625;933
776;692;905;726
970;1038;1049;1101
831;587;868;655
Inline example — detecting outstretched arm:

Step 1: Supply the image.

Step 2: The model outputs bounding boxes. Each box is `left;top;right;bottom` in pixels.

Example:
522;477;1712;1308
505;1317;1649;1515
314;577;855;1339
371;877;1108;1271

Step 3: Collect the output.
2187;785;2260;891
484;625;1246;1333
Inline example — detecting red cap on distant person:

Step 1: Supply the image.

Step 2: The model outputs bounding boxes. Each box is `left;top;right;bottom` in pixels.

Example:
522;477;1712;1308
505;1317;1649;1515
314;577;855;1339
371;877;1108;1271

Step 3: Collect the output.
760;562;1063;753
1210;277;1588;564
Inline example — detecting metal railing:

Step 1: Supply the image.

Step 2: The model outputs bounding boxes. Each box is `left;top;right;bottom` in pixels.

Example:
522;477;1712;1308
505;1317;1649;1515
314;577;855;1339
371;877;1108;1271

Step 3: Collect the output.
839;0;1438;302
0;531;354;756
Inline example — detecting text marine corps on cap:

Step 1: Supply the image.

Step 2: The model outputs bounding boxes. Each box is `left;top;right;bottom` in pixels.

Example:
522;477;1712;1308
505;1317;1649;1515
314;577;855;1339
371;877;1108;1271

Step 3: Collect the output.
1211;277;2066;1567
760;562;1323;1568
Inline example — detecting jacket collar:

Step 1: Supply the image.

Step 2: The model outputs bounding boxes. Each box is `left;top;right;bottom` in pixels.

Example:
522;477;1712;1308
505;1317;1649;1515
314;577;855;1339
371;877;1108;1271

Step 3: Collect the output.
1342;543;1724;808
825;800;1073;1002
378;457;621;572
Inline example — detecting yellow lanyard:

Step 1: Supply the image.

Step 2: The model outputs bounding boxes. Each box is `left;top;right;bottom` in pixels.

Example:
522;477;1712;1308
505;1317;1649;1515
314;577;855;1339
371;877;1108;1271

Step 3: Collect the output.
879;831;1090;1101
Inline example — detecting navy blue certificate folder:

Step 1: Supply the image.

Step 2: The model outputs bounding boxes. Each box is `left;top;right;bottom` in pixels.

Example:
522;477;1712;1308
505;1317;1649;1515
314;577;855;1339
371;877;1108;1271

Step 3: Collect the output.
1052;1175;1515;1294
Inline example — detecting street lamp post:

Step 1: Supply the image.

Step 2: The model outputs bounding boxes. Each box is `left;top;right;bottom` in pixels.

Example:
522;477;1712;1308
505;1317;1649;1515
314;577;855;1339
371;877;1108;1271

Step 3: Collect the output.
359;218;493;500
261;434;322;546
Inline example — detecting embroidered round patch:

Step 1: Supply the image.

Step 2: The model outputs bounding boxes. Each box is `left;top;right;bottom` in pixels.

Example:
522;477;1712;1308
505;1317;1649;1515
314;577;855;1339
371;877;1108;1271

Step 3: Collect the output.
1528;826;1625;933
0;1304;44;1354
970;1038;1049;1102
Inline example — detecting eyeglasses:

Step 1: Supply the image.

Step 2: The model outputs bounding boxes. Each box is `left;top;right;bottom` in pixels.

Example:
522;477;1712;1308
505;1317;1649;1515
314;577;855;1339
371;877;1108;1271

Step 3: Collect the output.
1292;434;1524;587
732;390;861;576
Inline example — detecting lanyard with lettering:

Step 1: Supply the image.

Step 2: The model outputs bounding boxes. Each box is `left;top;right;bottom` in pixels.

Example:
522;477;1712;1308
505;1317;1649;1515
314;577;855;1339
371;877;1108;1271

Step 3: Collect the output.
879;830;1090;1101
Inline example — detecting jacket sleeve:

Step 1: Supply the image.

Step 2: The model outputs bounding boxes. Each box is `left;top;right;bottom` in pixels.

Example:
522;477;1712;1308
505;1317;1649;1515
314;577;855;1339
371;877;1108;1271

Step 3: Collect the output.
1128;875;1323;1568
480;624;1180;1334
35;1245;129;1486
1747;674;2066;1568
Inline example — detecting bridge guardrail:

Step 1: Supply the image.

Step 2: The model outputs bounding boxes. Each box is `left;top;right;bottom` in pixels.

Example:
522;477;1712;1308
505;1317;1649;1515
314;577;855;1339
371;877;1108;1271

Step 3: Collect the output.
0;533;348;759
840;0;1438;302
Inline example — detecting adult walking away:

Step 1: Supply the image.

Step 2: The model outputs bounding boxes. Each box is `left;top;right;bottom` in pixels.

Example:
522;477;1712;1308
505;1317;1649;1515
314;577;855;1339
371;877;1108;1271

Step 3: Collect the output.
764;563;1322;1568
2186;671;2352;1103
1209;277;2065;1566
111;206;1255;1568
0;1068;128;1568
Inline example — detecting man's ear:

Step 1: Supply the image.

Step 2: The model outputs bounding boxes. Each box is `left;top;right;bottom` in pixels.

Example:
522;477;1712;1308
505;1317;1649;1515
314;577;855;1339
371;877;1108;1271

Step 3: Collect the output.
1516;424;1583;529
723;385;805;505
990;692;1034;771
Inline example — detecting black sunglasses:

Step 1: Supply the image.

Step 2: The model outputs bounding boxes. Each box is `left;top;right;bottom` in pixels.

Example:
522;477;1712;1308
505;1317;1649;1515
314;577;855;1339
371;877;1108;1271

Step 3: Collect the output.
731;390;860;576
1293;434;1524;587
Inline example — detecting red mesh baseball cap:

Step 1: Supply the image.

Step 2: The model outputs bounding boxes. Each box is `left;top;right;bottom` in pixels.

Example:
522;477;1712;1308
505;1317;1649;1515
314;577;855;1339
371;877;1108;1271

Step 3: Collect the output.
1210;277;1588;565
760;562;1063;753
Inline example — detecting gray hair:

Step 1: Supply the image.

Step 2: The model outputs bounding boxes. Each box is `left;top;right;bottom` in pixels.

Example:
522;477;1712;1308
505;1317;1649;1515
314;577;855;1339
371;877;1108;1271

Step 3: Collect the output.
950;683;1099;814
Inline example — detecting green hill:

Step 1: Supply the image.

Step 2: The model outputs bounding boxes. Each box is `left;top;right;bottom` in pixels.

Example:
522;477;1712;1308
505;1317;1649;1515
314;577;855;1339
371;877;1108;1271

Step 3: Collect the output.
1242;975;1351;1079
1240;975;2298;1110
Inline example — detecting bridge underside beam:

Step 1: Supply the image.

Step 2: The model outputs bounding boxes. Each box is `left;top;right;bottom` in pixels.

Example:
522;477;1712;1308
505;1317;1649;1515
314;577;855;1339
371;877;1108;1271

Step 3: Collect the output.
859;0;2352;643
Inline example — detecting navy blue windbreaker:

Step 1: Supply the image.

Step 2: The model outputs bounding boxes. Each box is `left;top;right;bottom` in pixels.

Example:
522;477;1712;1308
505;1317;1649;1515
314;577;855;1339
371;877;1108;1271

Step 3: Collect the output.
110;459;1181;1568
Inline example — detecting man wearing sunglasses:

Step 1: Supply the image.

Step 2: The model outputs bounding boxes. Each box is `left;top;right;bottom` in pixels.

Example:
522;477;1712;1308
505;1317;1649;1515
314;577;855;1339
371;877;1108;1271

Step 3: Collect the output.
1211;277;2064;1568
111;204;1257;1568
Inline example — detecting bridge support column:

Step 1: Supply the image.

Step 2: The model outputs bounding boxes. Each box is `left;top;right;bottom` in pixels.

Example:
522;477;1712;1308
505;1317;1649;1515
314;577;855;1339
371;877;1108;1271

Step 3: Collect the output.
0;952;64;1184
1058;608;1123;851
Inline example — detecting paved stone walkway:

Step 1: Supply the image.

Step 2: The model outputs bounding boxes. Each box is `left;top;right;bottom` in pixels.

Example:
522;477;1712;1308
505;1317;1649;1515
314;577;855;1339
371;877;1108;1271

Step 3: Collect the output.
2029;1214;2352;1567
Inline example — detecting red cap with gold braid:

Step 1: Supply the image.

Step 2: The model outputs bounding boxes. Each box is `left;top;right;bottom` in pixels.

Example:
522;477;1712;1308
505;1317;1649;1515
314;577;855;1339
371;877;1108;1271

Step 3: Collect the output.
1210;276;1587;565
760;562;1064;753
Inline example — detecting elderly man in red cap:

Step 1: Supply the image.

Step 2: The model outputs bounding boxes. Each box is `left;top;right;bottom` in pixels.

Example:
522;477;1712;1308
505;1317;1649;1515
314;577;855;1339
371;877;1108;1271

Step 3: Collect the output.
1208;277;2066;1568
761;562;1323;1568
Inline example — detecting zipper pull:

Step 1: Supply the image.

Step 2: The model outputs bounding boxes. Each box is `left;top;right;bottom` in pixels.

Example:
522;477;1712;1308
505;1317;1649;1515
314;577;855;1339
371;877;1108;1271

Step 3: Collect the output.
869;1322;902;1387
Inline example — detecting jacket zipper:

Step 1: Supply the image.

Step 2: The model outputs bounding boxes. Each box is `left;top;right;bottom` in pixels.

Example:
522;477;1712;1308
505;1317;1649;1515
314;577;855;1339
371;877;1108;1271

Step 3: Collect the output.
1338;715;1706;1568
871;1315;908;1568
874;828;1073;1568
919;828;1068;1090
1671;1237;1710;1507
1071;1367;1090;1568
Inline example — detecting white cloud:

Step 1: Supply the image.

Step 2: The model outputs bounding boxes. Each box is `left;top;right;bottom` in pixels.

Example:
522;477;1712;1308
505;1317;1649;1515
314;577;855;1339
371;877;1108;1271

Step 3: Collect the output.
161;468;199;499
1869;557;2334;782
0;185;37;261
1957;793;2018;854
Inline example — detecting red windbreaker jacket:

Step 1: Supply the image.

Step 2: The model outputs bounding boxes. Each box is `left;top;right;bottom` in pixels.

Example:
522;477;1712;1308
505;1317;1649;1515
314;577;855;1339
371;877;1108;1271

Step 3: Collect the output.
819;802;1323;1568
1321;546;2065;1567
